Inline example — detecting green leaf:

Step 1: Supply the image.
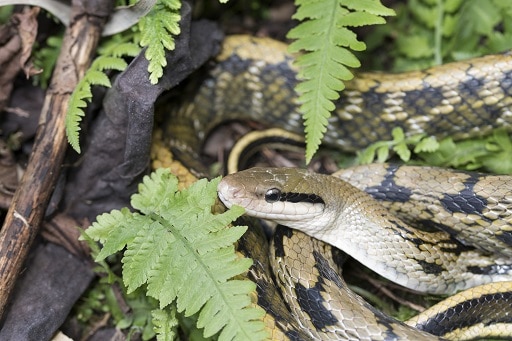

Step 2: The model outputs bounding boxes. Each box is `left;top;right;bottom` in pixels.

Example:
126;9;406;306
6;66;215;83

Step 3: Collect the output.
85;169;267;340
33;35;63;89
152;307;179;341
65;36;141;153
342;0;395;16
375;145;389;163
287;0;394;163
139;0;181;84
393;142;411;162
414;136;439;153
396;35;433;59
391;126;405;142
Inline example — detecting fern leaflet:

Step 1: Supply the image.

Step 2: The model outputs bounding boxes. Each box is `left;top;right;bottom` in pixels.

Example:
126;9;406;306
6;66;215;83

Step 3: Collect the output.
85;169;267;340
33;35;63;89
139;0;181;84
152;307;179;340
65;37;141;153
288;0;394;163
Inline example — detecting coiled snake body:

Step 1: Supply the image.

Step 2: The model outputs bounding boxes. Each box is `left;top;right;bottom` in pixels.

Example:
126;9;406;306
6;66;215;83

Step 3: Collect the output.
218;166;512;340
168;35;512;159
165;35;512;339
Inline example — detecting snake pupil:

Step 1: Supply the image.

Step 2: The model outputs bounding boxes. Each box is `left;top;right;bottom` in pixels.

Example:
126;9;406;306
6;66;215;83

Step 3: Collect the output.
265;188;281;203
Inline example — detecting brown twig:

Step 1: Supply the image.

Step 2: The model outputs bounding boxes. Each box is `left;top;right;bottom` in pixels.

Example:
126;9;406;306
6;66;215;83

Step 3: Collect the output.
0;0;114;321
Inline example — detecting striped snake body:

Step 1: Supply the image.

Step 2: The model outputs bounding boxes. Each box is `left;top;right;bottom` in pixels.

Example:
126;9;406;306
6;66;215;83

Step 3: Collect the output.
218;167;512;340
167;35;512;161
164;35;512;339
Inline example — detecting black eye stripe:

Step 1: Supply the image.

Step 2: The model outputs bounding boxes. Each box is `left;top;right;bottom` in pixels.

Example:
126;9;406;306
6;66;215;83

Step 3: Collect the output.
281;192;325;204
265;188;325;204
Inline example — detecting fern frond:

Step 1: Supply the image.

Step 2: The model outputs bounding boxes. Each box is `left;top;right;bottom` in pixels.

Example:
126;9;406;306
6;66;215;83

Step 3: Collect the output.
287;0;394;163
139;0;181;84
85;169;267;340
33;35;63;89
152;307;179;340
65;39;141;153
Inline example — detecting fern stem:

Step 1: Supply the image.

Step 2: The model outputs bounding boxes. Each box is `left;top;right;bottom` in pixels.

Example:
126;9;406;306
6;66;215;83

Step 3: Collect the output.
434;0;444;65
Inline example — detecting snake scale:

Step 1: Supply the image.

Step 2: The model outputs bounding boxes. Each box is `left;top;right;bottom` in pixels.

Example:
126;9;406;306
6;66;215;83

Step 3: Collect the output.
164;35;512;339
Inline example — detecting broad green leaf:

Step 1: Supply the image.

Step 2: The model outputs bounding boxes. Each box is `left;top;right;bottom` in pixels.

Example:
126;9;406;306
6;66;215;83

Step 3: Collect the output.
85;169;265;340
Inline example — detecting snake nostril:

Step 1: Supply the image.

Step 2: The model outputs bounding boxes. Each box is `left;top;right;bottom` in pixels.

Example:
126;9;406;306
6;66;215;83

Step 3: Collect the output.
228;186;241;199
218;180;240;202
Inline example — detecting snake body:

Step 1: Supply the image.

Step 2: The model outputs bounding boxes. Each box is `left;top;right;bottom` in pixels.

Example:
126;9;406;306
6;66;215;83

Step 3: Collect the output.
334;163;512;258
164;35;512;339
218;168;512;294
218;167;512;340
167;35;512;163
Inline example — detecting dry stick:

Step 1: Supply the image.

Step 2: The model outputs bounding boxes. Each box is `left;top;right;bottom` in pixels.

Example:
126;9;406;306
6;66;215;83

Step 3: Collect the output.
0;0;114;320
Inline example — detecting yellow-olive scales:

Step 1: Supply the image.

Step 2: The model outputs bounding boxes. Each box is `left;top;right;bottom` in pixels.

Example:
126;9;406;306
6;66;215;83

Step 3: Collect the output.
218;167;512;340
167;35;512;167
165;36;512;340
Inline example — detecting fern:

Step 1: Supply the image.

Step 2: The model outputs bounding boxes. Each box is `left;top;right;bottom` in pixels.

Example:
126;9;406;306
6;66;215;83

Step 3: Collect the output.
32;35;63;89
84;169;267;341
374;0;512;71
138;0;181;84
356;127;512;174
65;36;141;153
0;5;12;23
352;1;512;174
152;307;179;340
287;0;394;163
356;127;438;164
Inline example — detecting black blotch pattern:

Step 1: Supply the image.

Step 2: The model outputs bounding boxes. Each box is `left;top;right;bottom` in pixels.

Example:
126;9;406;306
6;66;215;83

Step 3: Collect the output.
440;173;488;215
273;225;294;258
221;55;253;76
365;164;412;203
389;219;424;246
496;230;512;247
293;250;345;330
414;219;454;233
414;291;512;337
312;251;345;289
295;283;338;330
467;263;512;275
413;220;476;254
416;259;444;275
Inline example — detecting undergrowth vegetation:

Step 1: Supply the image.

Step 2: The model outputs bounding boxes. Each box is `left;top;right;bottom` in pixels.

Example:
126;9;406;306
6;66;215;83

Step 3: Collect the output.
82;169;264;340
5;0;512;339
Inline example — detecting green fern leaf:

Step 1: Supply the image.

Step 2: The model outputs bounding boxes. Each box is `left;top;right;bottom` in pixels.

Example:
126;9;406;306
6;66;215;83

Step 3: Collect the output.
287;0;394;163
123;221;172;292
139;0;181;84
152;307;179;341
83;70;112;88
33;35;63;89
85;169;267;340
89;210;147;261
98;39;141;58
414;136;439;153
92;56;128;72
65;38;140;153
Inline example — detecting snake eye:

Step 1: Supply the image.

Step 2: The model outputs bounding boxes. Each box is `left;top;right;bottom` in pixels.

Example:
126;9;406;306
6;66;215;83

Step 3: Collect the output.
265;188;281;203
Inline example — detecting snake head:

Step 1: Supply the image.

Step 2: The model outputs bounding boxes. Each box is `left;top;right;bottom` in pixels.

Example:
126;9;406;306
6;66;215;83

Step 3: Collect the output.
218;167;330;230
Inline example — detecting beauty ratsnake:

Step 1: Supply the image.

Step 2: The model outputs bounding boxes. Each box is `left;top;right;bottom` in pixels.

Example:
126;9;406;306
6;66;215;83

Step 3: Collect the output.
163;35;512;340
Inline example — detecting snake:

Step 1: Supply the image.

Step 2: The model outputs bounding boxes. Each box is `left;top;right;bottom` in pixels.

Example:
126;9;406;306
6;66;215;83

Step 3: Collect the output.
218;166;512;340
166;35;512;171
162;35;512;339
